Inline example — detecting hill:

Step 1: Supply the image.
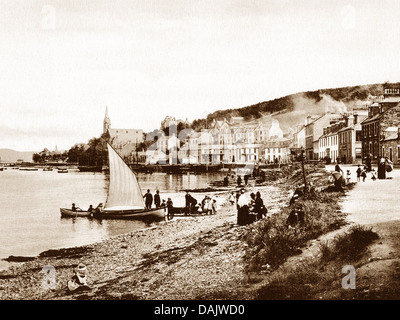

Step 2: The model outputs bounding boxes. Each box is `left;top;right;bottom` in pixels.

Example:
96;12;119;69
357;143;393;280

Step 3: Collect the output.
0;149;35;163
191;81;400;132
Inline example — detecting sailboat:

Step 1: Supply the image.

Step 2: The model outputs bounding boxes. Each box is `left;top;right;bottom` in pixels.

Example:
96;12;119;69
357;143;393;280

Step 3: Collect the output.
93;143;166;220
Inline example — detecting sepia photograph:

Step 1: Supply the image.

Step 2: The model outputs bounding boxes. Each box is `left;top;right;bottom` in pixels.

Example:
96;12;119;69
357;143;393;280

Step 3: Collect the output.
1;0;400;310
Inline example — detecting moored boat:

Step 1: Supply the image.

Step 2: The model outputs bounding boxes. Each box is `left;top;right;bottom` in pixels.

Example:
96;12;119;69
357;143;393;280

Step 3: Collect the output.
93;143;167;221
78;165;102;172
58;168;68;173
19;167;39;171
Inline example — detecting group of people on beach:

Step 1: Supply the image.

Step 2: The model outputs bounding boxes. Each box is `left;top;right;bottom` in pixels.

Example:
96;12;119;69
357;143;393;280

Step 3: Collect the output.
143;189;174;210
235;189;267;226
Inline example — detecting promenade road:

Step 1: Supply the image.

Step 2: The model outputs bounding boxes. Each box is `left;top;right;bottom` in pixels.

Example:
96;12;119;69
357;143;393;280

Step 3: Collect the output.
326;164;400;225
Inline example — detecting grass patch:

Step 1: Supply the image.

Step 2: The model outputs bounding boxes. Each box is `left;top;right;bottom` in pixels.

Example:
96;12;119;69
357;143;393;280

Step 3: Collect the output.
242;185;347;272
256;225;379;300
320;225;379;263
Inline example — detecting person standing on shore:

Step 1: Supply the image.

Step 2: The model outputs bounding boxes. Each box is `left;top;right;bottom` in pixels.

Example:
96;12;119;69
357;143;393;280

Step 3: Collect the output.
237;175;242;186
237;189;249;226
143;189;153;209
356;165;362;182
378;157;386;179
211;199;217;214
345;170;351;185
154;190;161;208
361;168;367;182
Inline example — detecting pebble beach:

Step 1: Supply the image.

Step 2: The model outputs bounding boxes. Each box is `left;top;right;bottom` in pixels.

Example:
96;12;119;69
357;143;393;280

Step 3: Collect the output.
0;183;292;300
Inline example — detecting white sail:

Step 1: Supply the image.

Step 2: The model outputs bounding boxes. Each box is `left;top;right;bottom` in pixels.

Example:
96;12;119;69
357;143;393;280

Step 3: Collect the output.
104;144;145;211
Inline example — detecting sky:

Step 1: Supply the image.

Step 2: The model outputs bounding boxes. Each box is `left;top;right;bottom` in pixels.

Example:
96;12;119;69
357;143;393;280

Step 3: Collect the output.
1;0;400;152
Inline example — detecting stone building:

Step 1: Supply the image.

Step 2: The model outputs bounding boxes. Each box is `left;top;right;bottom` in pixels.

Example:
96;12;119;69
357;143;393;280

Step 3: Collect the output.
337;112;367;164
305;113;342;160
361;89;400;164
103;107;144;159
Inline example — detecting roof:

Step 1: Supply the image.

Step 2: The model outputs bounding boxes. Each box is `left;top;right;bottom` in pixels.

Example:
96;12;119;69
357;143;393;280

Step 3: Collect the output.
383;132;398;141
381;97;400;103
361;113;381;124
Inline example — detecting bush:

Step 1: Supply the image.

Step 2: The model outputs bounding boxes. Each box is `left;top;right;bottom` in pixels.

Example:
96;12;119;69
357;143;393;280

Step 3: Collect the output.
242;188;347;272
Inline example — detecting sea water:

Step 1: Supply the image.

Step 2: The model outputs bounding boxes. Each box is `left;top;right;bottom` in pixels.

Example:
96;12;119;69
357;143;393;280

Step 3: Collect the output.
0;169;225;270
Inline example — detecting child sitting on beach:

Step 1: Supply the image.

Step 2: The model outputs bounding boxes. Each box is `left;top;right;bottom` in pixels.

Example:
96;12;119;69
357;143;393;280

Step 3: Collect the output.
67;263;91;292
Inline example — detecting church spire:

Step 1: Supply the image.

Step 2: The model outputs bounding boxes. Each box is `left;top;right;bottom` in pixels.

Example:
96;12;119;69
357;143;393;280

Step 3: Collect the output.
103;106;111;134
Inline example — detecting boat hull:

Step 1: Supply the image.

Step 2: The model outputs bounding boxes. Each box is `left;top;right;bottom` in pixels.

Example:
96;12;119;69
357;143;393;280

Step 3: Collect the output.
167;206;200;215
93;207;167;220
78;166;103;172
60;208;92;218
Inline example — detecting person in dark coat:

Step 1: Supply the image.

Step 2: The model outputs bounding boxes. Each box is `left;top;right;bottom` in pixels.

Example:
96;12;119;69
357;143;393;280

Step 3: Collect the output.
154;190;161;208
254;191;267;220
377;157;386;179
356;165;362;182
143;189;153;209
185;191;197;214
223;175;229;186
287;204;305;227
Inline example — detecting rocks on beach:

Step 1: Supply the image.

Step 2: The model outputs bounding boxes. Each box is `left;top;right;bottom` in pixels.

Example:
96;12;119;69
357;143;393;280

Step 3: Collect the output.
0;173;298;300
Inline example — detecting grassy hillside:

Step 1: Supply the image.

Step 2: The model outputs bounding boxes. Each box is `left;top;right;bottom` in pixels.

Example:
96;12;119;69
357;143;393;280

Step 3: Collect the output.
191;81;400;132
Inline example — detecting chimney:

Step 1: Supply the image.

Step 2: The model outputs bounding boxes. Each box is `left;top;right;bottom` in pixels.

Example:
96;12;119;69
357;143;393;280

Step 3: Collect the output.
353;114;358;124
344;116;349;127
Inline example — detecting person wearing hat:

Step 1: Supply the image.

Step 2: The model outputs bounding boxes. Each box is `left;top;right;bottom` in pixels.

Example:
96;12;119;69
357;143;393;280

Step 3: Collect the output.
67;263;91;292
237;189;249;226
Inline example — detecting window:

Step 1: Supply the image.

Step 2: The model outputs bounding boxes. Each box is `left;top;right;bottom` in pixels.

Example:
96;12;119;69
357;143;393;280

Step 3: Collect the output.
398;146;400;162
356;130;361;141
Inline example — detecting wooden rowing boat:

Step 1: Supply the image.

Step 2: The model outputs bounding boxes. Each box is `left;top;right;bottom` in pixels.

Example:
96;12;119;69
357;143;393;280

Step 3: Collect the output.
60;208;92;218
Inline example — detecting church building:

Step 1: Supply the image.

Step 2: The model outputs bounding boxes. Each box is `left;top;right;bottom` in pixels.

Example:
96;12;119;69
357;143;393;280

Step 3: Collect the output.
103;107;144;159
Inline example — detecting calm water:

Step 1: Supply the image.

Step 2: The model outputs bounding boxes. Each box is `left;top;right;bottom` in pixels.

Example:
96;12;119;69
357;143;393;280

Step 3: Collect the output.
0;168;225;269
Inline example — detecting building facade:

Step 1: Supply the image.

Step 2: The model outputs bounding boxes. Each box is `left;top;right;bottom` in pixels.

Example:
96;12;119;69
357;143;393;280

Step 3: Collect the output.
361;89;400;164
103;107;144;158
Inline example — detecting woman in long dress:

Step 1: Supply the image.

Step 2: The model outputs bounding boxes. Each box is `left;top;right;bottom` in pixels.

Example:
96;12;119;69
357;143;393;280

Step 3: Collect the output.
386;158;394;179
378;157;386;179
237;189;249;226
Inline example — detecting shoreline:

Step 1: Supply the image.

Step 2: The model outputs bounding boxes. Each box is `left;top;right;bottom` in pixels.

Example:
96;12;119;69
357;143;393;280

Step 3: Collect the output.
0;181;291;300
